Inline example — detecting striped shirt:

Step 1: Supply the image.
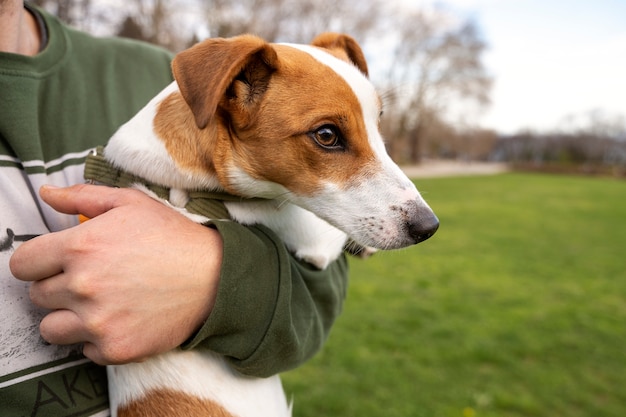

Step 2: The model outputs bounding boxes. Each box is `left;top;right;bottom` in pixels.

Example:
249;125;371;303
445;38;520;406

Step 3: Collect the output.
0;6;173;416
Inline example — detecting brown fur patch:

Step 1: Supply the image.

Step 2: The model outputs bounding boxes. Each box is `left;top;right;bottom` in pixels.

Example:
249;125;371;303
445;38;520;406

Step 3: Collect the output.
172;35;278;129
310;32;369;76
118;388;236;417
220;44;378;195
154;91;218;176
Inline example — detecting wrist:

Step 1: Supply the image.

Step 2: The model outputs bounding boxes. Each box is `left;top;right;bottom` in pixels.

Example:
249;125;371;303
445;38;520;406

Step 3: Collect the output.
182;223;223;343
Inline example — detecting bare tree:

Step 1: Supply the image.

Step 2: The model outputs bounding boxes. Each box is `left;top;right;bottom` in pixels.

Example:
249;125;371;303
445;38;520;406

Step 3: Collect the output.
31;0;94;30
117;15;147;42
113;0;196;51
380;7;492;162
197;0;382;43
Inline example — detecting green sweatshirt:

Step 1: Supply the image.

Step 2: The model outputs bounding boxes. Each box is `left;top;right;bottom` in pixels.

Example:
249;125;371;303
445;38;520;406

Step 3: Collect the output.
0;4;348;416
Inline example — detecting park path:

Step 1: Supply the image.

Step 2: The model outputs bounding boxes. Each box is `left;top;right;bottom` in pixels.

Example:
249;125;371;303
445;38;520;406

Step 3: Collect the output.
401;160;509;178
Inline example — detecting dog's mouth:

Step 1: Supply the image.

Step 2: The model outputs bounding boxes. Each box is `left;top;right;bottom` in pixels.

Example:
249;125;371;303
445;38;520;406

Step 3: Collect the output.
348;202;439;250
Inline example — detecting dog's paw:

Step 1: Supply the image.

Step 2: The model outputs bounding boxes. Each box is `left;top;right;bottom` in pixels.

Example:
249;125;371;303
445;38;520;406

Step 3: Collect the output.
292;227;347;270
296;251;334;270
344;240;378;259
356;246;378;259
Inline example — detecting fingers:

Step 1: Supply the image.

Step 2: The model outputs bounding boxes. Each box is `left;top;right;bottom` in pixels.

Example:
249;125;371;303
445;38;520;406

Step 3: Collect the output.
9;233;65;282
82;343;107;365
39;309;87;346
10;184;148;282
9;184;107;281
39;183;143;218
28;273;73;310
38;310;112;365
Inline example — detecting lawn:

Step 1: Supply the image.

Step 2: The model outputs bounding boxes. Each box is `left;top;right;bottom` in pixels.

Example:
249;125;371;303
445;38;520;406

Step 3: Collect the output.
282;173;626;417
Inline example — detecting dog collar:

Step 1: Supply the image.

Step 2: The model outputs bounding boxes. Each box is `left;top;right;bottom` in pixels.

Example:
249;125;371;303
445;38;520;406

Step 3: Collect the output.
84;146;263;220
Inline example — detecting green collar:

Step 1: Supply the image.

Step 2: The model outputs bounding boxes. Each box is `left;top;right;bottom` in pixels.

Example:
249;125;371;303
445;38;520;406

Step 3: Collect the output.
84;146;264;220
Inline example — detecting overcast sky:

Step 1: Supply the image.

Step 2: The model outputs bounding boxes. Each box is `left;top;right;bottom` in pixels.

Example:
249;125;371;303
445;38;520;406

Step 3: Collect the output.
435;0;626;133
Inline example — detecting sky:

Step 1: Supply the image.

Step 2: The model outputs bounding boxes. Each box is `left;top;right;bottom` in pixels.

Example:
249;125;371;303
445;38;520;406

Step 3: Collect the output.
433;0;626;134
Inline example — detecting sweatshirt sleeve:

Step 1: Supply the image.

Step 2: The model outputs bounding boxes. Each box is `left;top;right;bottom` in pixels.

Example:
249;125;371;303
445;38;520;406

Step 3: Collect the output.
180;220;349;378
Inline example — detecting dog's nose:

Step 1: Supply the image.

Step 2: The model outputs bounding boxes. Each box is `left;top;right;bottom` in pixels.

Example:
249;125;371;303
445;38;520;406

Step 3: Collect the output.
407;211;439;244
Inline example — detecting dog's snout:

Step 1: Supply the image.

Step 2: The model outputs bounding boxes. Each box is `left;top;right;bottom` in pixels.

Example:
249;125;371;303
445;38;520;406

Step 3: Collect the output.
407;211;439;244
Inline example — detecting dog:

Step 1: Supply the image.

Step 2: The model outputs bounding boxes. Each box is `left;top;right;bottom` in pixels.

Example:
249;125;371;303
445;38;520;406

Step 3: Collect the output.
86;32;439;417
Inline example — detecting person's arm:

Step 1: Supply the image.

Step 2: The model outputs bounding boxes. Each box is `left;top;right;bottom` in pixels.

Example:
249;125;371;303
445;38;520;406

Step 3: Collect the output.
183;220;349;377
10;184;349;375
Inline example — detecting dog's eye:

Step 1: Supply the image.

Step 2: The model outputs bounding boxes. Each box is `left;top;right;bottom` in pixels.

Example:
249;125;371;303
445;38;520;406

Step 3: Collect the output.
311;125;344;150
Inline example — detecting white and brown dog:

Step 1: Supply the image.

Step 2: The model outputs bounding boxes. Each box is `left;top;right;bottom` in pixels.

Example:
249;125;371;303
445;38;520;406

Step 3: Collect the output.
91;33;438;417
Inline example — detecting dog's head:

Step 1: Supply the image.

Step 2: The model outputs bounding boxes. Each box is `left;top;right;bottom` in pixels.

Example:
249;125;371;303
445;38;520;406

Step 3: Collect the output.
160;33;438;249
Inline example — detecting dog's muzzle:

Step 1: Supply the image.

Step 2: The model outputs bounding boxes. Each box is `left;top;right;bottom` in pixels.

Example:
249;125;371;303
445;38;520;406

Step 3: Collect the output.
388;201;439;245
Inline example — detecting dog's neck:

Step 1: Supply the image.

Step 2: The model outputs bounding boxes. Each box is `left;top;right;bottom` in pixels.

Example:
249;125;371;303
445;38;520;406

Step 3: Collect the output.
104;82;225;193
85;146;269;219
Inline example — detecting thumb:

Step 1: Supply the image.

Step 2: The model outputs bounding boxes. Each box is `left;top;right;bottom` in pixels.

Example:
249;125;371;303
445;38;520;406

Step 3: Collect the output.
39;184;133;219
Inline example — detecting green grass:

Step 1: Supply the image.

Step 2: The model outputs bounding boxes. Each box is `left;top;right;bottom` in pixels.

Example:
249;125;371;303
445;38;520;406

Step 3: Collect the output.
282;173;626;417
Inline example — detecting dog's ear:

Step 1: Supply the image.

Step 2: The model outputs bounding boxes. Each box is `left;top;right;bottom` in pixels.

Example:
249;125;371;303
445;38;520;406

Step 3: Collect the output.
310;32;369;77
172;35;279;129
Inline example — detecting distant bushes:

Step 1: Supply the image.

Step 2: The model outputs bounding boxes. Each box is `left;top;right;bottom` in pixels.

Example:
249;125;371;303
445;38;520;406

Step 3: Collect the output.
492;131;626;178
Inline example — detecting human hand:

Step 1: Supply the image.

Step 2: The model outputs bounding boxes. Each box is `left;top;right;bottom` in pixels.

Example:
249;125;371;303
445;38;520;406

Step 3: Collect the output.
9;184;223;365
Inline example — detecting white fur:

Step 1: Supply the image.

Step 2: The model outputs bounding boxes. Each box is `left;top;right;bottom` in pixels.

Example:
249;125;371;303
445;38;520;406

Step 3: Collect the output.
225;199;348;269
221;165;348;268
108;350;291;417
